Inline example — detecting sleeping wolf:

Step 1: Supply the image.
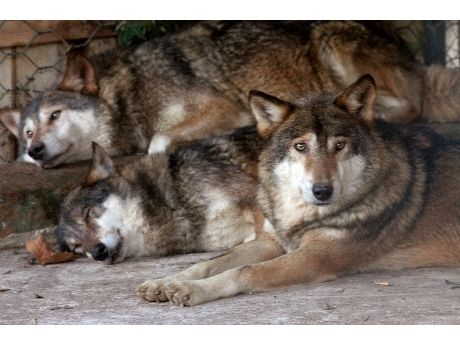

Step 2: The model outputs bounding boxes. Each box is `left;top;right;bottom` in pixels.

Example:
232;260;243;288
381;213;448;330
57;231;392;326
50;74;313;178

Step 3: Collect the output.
137;75;460;306
56;127;263;264
2;21;460;167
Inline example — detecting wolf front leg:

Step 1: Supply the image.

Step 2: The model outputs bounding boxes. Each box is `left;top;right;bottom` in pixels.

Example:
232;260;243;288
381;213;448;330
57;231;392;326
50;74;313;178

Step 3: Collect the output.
137;232;285;303
139;232;358;306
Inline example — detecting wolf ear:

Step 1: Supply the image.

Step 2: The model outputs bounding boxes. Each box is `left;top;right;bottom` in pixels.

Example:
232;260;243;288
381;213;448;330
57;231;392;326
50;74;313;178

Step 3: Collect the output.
249;90;293;138
334;74;376;125
58;50;98;96
0;108;21;137
85;142;115;186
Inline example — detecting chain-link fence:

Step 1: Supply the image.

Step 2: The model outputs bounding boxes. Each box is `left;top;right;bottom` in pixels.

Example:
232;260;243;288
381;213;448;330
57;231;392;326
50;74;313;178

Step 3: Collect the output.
0;20;459;161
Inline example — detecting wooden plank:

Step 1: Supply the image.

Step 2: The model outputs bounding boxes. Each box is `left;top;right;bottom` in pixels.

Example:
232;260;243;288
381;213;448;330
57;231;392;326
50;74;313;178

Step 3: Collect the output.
0;20;117;49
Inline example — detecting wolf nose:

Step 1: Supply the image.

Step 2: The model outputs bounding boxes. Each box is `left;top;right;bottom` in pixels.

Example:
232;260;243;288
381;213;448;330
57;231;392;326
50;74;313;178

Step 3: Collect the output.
312;183;333;201
28;143;45;160
92;242;108;261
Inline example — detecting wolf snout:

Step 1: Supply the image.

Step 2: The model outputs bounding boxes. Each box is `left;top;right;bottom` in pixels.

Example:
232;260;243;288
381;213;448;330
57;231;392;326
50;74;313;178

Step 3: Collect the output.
92;242;109;261
312;183;333;202
28;142;45;160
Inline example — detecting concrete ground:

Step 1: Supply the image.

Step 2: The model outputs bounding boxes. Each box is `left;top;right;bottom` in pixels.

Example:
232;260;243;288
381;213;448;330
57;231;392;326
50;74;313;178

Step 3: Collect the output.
1;248;459;325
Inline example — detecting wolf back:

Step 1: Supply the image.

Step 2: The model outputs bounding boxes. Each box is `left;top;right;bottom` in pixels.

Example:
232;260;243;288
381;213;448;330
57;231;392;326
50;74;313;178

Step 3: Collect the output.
2;21;460;167
56;126;264;263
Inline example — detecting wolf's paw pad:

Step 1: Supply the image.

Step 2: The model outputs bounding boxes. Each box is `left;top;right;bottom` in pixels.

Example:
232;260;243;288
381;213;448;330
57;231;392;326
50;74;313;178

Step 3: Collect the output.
164;281;204;307
137;279;172;303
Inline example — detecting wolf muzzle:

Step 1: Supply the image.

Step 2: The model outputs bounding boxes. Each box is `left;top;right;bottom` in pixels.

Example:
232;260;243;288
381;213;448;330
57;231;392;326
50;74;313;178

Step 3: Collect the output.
28;142;45;160
312;183;333;202
92;242;109;261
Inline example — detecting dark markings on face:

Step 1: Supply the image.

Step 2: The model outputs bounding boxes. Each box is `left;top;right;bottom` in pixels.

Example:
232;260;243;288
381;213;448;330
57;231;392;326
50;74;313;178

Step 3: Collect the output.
263;94;373;173
22;91;97;123
17;91;99;152
56;179;113;252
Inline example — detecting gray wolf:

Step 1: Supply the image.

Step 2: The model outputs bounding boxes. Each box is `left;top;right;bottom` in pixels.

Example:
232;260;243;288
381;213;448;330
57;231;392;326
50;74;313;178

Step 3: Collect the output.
137;74;460;306
2;21;460;167
56;126;263;264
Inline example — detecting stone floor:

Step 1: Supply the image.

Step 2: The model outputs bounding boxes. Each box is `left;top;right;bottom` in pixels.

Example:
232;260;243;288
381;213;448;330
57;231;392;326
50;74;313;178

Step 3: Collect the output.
1;123;459;325
1;248;459;325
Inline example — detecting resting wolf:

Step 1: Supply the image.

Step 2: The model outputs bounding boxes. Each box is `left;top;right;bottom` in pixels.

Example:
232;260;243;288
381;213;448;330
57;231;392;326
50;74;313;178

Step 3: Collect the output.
1;21;459;167
137;75;460;306
56;127;263;264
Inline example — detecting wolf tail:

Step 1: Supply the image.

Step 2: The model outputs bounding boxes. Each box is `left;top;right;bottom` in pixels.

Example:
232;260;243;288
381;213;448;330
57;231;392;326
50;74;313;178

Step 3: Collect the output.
422;64;460;123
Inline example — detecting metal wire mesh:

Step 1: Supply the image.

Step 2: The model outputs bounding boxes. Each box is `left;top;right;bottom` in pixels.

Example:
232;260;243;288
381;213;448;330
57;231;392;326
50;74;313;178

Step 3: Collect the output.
386;20;460;67
0;20;459;110
0;20;117;109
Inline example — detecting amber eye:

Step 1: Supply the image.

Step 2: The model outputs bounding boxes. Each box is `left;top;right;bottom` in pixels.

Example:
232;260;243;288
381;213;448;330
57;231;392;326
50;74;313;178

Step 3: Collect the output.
25;130;33;138
335;141;346;152
50;110;61;121
294;143;307;152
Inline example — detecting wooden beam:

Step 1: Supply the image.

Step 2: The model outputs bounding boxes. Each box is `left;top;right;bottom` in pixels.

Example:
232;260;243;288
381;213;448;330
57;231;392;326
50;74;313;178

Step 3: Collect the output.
0;20;117;49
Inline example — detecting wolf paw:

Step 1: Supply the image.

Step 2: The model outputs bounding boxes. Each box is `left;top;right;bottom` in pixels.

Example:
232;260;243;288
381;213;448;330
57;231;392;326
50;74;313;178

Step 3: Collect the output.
138;279;207;306
164;281;206;307
137;279;173;303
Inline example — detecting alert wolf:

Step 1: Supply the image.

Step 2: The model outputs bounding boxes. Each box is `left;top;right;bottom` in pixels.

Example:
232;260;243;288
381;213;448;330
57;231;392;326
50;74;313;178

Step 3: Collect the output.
137;75;460;306
2;21;460;167
56;126;263;264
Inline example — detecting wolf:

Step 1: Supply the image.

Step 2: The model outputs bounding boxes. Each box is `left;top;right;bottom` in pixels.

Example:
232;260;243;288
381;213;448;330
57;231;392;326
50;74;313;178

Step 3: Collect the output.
137;74;460;306
56;126;263;264
2;21;460;167
0;46;250;168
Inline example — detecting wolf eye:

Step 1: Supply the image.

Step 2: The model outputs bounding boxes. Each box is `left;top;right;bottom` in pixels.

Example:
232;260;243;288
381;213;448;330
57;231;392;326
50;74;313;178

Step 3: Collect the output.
50;110;61;121
25;130;33;138
294;143;307;152
84;206;103;220
83;207;91;220
335;141;346;152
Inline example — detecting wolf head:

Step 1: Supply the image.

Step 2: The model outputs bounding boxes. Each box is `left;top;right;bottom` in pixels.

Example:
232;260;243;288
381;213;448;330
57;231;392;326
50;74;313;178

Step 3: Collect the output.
56;143;126;263
251;75;379;211
0;51;107;168
56;143;174;264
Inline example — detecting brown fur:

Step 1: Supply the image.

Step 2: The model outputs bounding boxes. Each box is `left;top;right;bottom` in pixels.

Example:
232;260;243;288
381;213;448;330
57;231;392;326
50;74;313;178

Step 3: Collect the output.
2;21;460;167
138;75;460;306
56;126;265;263
58;50;98;95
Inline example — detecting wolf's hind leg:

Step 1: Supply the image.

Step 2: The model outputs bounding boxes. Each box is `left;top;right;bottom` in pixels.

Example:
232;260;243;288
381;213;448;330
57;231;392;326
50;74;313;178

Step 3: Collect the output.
362;242;460;273
148;96;252;154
